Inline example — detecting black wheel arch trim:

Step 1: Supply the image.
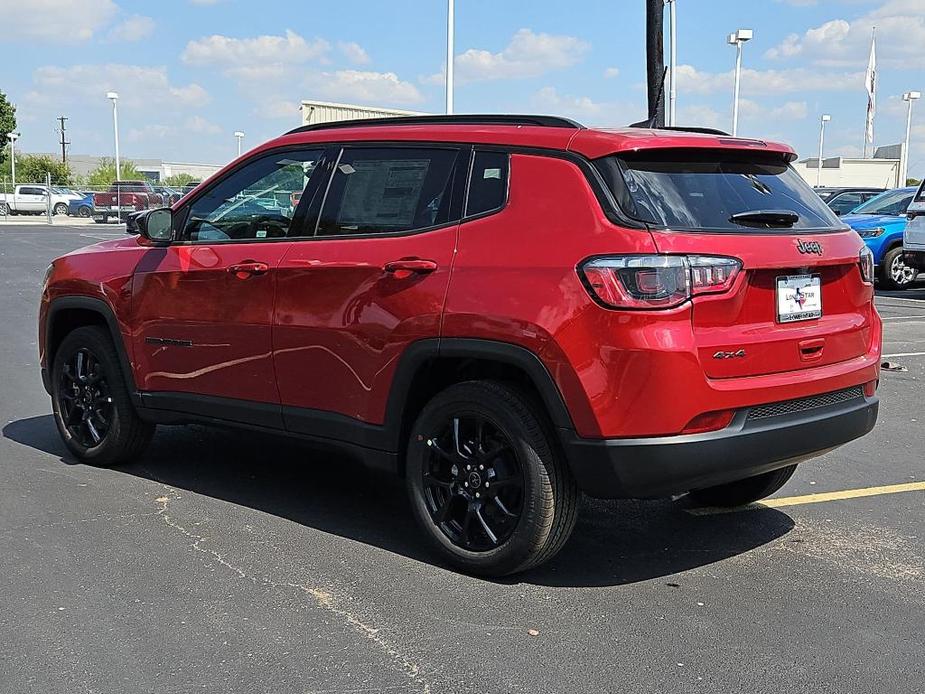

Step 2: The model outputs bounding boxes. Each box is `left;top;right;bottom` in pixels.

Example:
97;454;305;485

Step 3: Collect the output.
44;296;138;400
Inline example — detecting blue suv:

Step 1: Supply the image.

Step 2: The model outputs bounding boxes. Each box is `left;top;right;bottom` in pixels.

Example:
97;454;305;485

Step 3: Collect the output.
841;186;917;290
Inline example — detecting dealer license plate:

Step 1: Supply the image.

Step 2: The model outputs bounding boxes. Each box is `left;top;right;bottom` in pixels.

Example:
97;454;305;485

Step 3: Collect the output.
776;274;822;323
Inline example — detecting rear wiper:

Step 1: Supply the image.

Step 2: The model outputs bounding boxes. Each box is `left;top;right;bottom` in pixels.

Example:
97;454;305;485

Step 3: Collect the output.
729;209;799;228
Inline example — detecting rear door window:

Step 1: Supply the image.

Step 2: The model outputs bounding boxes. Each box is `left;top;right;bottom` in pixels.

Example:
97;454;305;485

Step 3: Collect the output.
316;147;461;236
595;150;841;231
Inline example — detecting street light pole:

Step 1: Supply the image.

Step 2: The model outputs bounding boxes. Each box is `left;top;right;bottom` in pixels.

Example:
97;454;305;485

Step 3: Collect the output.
667;0;677;127
902;91;921;187
445;0;454;114
728;29;752;136
7;132;19;188
817;114;831;187
234;131;245;157
106;91;121;180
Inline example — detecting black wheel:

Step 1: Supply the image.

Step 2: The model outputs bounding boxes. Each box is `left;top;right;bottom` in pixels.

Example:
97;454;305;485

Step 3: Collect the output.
0;202;8;215
53;203;69;216
51;326;154;466
77;205;91;218
406;381;578;576
879;246;918;290
688;465;797;507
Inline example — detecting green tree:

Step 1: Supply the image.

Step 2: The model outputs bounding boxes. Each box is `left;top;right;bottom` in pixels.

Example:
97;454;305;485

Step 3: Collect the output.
86;157;147;187
163;172;197;187
16;154;72;185
0;90;17;177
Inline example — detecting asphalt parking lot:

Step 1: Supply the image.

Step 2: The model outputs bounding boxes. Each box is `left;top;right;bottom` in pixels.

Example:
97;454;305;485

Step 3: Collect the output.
1;224;923;694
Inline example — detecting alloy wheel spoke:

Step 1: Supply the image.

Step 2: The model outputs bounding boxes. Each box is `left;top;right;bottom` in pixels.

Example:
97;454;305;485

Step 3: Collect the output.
423;473;452;490
492;496;517;518
429;439;466;466
75;351;86;381
475;506;499;545
460;505;475;547
85;417;102;444
433;494;453;524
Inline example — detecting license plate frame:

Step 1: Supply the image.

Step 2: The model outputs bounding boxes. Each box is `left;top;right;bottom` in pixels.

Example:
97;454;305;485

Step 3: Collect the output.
776;273;822;323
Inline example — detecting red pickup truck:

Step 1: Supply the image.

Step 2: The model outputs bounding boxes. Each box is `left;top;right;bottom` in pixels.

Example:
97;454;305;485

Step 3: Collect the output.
92;181;164;223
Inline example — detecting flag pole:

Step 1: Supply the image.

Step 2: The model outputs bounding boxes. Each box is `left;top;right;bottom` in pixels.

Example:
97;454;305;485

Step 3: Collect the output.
863;26;876;159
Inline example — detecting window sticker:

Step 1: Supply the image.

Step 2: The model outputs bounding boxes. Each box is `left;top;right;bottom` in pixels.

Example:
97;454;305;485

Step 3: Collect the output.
483;168;502;180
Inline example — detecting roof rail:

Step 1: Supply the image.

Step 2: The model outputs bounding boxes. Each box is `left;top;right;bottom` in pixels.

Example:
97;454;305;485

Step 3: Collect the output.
628;122;731;136
286;114;585;135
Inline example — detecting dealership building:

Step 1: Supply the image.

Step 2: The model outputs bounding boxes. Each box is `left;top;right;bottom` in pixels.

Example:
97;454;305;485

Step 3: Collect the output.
794;143;905;189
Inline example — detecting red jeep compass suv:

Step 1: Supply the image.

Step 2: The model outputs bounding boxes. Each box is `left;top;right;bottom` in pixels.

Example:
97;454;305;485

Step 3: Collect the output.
39;115;881;576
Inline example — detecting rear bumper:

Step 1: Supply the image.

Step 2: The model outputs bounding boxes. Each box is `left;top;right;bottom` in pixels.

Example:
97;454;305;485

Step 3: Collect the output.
564;392;878;499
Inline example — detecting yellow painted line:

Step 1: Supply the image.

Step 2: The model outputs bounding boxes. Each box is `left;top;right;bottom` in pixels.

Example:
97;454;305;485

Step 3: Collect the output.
686;481;925;515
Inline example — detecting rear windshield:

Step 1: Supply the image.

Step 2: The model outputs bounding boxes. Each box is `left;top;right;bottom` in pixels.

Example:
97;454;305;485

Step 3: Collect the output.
595;150;841;231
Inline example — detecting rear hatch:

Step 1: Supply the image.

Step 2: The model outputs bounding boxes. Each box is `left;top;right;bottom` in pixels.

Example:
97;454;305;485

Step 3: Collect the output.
594;147;875;379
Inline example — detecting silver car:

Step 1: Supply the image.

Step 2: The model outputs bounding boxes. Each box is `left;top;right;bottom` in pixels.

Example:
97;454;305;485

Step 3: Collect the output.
903;181;925;272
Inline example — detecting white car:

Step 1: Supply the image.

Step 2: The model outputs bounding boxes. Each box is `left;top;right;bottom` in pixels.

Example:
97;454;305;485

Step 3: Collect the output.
903;181;925;274
0;185;75;216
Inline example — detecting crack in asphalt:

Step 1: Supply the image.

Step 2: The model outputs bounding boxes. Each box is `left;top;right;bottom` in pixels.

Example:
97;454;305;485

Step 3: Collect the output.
152;487;431;694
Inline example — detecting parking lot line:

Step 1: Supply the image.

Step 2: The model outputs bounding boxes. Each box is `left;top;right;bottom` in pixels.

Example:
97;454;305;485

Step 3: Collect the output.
882;351;925;358
686;481;925;515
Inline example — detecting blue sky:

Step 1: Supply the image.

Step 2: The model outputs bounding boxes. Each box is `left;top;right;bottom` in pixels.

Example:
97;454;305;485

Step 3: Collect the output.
2;0;924;177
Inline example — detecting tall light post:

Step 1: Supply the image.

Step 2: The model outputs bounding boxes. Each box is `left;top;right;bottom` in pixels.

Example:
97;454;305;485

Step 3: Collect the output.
234;131;245;157
666;0;677;126
817;114;831;187
902;91;921;186
106;91;121;180
7;132;19;187
727;28;752;136
445;0;455;115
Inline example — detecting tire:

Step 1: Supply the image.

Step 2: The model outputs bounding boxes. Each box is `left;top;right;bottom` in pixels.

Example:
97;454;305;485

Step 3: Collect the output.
77;205;91;218
405;380;578;576
688;464;797;507
51;326;154;466
878;246;918;290
53;203;69;216
0;202;8;215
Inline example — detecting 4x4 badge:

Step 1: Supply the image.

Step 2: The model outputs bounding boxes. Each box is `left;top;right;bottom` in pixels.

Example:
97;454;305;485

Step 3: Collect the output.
796;240;823;255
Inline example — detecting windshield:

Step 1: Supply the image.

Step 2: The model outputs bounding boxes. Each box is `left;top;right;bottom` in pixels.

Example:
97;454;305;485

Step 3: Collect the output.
852;188;914;216
595;150;841;231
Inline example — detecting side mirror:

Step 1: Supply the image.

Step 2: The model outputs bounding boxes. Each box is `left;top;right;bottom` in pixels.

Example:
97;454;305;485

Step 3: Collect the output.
129;208;174;244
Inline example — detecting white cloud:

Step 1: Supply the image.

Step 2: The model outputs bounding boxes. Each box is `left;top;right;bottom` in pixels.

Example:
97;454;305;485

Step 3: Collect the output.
185;115;221;134
764;0;925;67
677;104;724;130
126;124;172;142
305;70;424;106
182;30;330;70
604;67;620;79
107;14;155;42
533;87;643;127
259;100;301;120
674;64;864;95
338;41;371;65
0;0;117;41
32;64;210;110
436;29;589;84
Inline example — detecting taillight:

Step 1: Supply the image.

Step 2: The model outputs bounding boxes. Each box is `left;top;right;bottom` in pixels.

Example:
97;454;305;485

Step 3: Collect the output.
859;246;874;284
579;255;741;309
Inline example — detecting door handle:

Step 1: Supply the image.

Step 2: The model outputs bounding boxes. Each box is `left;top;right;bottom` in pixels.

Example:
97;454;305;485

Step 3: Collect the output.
383;259;438;275
227;261;269;277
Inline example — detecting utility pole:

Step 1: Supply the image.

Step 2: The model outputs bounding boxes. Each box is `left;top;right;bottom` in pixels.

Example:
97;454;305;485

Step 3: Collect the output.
57;116;69;163
445;0;455;115
645;0;665;128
